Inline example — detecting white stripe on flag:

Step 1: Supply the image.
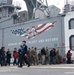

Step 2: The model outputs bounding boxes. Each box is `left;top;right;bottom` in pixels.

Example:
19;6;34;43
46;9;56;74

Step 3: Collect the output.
36;23;52;33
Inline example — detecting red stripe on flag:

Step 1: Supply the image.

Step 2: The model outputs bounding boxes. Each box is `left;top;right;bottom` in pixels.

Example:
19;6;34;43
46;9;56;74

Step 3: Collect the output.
37;25;54;34
36;23;46;30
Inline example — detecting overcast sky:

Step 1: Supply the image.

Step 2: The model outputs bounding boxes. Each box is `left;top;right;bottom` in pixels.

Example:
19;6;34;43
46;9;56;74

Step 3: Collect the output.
12;0;74;12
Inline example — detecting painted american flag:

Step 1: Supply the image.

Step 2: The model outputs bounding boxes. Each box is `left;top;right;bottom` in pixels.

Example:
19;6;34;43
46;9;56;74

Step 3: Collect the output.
11;21;56;39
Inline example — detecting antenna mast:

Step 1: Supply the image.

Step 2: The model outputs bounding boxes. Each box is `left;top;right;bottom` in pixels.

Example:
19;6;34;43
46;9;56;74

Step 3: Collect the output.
66;0;68;4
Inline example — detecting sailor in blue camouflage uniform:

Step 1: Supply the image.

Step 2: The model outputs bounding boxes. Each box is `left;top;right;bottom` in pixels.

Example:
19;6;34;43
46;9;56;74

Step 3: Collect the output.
19;41;30;67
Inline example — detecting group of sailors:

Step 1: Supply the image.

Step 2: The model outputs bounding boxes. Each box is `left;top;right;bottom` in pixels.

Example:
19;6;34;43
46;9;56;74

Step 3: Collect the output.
0;41;72;67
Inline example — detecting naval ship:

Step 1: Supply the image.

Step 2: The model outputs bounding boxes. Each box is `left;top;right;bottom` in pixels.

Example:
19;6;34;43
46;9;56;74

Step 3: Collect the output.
0;0;74;60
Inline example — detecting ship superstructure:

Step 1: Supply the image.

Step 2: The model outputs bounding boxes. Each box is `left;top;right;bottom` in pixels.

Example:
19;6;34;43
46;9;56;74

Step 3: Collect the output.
0;0;74;59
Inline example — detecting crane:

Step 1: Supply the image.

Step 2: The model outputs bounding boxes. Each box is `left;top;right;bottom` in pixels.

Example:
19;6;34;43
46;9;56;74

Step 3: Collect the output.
24;0;37;20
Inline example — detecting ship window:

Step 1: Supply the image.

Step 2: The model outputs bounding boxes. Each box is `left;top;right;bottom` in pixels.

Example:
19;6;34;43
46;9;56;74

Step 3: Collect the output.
22;13;25;17
69;35;74;51
69;18;74;29
0;8;2;12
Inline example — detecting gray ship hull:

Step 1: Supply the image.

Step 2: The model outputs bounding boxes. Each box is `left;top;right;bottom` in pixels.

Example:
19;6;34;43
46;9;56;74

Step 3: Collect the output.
0;11;74;59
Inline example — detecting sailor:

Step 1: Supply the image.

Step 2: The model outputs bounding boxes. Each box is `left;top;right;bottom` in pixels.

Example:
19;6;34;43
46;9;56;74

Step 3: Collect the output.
19;41;30;67
0;47;6;66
